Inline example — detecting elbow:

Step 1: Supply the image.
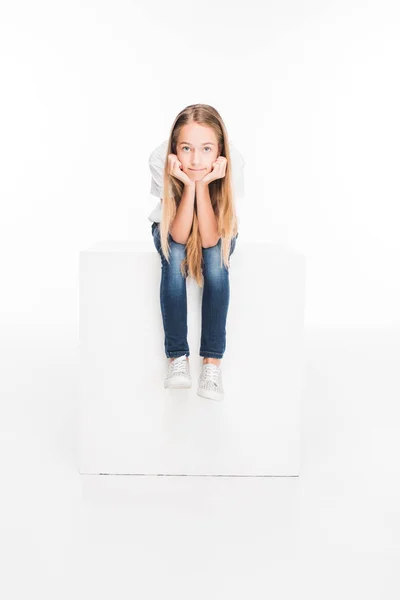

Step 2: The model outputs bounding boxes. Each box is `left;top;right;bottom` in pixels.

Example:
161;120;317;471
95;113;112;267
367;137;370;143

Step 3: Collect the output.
169;231;188;245
201;237;220;249
169;223;190;245
171;237;188;245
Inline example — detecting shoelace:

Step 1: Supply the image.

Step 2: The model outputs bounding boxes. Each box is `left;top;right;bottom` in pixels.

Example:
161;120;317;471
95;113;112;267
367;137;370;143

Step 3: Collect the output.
200;364;221;389
168;355;189;377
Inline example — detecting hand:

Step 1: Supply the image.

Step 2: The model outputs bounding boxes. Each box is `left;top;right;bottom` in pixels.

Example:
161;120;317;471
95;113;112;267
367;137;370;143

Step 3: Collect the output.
198;156;227;185
167;153;193;187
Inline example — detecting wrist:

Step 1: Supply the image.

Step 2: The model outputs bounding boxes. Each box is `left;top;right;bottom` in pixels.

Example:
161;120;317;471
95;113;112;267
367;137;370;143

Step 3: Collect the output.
195;180;209;189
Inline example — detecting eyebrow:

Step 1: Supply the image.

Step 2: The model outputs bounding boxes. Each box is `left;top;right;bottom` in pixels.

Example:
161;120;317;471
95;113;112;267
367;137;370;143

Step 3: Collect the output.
179;141;215;146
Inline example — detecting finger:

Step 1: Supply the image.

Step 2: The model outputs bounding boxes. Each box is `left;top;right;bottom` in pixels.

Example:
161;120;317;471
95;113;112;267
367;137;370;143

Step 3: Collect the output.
168;155;176;174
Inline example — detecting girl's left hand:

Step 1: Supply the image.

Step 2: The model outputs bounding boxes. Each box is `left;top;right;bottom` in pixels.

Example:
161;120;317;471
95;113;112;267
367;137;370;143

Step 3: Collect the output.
199;156;227;185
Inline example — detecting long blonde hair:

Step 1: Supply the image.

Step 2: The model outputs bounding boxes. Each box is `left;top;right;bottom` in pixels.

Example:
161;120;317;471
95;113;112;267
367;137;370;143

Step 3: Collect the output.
159;104;239;287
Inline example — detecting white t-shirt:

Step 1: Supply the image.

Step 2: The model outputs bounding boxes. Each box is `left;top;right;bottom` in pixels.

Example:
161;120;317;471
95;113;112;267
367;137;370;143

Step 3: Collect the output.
147;139;245;223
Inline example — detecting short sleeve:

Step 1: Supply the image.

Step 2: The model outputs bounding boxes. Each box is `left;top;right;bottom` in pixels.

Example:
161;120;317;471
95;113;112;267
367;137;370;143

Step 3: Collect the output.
229;142;245;200
149;141;168;199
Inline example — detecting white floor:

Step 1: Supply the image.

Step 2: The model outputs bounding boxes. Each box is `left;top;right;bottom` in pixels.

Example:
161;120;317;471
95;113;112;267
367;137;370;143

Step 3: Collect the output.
1;324;399;599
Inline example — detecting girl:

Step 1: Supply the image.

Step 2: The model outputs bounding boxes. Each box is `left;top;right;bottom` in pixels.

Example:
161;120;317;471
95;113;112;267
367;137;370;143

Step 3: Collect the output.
148;104;244;401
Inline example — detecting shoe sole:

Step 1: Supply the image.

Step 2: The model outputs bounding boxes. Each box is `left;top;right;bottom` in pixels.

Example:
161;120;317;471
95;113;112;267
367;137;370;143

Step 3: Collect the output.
164;376;192;389
197;387;224;402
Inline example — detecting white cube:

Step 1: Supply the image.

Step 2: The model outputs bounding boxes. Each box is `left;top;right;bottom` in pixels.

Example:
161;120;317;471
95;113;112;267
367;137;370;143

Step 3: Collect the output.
78;239;306;475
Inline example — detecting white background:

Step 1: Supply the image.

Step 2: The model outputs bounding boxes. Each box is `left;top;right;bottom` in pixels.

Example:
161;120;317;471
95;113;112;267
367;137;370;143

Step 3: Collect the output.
1;0;399;328
1;2;399;599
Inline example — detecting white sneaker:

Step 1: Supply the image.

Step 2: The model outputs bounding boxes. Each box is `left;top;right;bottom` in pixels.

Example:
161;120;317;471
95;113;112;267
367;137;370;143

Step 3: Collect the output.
197;363;224;401
164;355;191;389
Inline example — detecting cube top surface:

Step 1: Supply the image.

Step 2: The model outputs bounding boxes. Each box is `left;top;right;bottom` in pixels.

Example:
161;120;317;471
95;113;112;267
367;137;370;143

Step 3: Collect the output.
81;240;304;258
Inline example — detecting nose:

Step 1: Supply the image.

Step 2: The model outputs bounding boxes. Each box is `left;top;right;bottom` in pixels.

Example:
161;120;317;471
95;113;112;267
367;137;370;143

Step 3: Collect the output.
191;150;201;166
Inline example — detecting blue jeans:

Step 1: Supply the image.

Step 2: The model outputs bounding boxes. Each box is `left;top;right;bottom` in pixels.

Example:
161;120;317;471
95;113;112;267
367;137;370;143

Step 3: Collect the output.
151;222;238;359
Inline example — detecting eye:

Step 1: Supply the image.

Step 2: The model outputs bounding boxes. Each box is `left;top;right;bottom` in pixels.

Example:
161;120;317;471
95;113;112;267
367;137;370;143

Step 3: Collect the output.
181;146;212;152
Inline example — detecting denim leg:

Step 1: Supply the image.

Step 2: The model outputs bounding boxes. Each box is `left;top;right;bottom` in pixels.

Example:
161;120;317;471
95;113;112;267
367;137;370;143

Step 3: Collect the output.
151;222;190;358
200;234;238;359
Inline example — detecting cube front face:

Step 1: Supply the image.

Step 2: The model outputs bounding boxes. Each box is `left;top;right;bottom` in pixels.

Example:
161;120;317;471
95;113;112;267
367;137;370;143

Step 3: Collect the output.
79;243;305;475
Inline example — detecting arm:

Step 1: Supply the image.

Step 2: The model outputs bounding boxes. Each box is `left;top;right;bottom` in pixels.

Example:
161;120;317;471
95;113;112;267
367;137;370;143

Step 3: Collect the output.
169;182;196;244
195;181;219;248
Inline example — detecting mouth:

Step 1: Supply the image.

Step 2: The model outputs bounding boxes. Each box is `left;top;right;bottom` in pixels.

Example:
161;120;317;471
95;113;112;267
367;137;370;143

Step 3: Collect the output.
189;168;206;171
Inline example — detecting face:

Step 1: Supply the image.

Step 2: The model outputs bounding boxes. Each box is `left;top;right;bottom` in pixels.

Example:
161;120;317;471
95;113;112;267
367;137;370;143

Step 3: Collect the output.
176;122;220;181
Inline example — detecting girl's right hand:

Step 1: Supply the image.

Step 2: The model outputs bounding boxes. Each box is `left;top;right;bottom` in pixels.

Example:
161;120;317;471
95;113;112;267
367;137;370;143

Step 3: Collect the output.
167;153;193;187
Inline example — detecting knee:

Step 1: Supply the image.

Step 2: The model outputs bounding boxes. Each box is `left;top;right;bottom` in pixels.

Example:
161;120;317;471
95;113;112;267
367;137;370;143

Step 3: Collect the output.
202;253;229;280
